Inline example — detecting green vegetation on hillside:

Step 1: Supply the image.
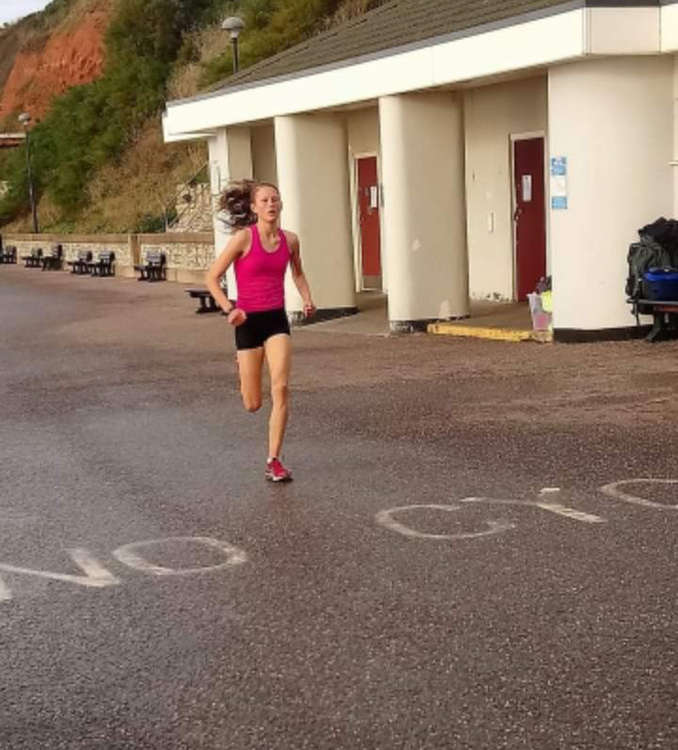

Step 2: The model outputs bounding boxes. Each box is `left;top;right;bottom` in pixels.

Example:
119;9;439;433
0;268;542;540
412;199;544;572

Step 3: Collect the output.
200;0;358;87
0;0;379;233
0;0;221;229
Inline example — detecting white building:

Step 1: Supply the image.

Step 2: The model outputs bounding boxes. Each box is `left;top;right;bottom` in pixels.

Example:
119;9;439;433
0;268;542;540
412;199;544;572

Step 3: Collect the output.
162;0;678;340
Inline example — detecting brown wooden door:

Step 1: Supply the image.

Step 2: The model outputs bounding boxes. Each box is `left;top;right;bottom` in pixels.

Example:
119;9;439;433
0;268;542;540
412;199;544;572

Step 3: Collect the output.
357;156;381;289
513;138;546;301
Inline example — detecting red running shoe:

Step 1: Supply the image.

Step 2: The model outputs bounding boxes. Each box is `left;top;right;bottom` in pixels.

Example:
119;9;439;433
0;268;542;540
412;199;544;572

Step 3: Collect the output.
265;457;292;482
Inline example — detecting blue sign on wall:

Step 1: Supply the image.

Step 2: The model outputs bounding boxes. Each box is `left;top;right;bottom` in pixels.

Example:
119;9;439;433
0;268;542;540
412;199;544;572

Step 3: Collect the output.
550;156;568;210
550;156;567;176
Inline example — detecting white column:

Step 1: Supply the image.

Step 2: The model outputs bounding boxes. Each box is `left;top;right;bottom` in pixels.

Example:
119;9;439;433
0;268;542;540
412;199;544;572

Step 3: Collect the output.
673;55;678;218
379;92;468;331
549;57;673;333
274;113;355;319
207;126;253;297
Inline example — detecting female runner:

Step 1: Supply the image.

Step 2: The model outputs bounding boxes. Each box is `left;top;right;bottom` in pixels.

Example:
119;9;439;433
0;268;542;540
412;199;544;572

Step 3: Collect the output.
206;180;315;482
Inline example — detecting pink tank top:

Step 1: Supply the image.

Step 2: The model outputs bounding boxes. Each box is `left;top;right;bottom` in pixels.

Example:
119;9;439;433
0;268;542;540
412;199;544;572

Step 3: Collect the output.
234;225;291;313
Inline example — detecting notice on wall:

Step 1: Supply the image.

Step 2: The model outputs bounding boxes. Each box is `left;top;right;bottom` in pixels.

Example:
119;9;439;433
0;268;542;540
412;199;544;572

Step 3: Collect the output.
550;156;568;210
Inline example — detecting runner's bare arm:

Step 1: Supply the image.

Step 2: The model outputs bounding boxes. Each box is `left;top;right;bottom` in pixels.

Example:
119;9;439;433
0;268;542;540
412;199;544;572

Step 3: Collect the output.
205;229;250;312
286;232;315;315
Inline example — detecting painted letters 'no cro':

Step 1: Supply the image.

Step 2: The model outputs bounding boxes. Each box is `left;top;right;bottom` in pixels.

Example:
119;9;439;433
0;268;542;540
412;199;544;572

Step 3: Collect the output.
0;536;247;603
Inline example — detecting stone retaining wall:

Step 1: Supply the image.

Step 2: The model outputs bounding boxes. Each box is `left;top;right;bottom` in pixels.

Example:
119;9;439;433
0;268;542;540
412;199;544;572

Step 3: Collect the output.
137;232;215;284
1;232;215;282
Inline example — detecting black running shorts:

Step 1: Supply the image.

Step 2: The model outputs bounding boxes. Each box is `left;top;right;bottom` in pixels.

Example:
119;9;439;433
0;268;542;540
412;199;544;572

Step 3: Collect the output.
235;307;290;350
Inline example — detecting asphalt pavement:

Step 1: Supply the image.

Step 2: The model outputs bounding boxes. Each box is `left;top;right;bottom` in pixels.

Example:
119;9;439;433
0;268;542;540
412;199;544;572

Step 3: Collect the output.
1;266;677;749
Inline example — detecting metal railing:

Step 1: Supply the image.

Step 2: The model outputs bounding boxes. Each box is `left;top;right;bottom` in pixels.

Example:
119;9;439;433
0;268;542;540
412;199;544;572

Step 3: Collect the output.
166;161;211;232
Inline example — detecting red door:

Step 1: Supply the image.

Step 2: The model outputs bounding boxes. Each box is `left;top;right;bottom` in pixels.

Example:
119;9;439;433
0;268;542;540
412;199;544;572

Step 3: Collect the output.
513;138;546;300
357;157;381;288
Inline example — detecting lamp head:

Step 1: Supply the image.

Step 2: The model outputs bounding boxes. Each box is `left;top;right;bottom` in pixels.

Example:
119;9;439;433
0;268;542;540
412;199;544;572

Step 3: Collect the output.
18;112;31;126
221;16;245;40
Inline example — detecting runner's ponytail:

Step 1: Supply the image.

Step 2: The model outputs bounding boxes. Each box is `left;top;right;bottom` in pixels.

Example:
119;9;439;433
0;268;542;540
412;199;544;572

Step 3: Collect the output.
219;180;257;229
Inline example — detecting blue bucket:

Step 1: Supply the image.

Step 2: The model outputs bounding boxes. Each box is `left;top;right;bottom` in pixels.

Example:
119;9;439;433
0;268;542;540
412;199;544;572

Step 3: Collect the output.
644;267;678;301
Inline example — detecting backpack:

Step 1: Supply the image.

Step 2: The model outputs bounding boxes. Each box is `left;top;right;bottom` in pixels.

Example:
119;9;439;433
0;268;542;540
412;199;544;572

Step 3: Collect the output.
625;236;672;302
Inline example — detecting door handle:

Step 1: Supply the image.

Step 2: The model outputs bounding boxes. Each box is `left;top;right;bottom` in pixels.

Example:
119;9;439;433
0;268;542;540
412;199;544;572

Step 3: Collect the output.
513;206;523;221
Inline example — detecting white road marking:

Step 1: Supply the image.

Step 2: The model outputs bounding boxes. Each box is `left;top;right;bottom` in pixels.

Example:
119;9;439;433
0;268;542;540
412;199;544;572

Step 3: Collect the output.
539;487;561;495
375;504;515;540
460;497;606;524
0;576;12;602
68;548;121;581
600;479;678;510
533;503;606;524
0;548;120;603
0;512;38;526
112;536;248;576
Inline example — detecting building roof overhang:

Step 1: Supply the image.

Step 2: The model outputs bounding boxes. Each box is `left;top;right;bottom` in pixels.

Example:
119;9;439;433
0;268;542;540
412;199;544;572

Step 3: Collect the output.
163;1;676;143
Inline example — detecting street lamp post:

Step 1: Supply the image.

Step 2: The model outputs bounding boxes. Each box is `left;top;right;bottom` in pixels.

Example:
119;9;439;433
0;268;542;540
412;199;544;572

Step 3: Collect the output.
221;16;245;74
18;112;39;234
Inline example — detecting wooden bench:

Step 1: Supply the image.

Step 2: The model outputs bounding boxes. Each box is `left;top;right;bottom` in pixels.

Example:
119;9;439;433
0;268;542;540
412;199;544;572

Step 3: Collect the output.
41;245;63;271
630;298;678;342
134;251;166;282
67;249;92;275
87;251;115;277
21;248;43;268
0;245;17;264
185;288;222;313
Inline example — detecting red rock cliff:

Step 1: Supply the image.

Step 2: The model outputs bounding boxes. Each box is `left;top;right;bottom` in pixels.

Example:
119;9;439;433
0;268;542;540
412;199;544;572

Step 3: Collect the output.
0;6;109;121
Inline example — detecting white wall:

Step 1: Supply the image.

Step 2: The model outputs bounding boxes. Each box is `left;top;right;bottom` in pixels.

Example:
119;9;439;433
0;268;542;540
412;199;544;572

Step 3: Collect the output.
225;127;252;182
464;75;548;301
274;113;355;314
549;56;673;331
673;55;678;218
347;108;380;156
379;92;468;327
251;123;278;185
587;7;660;55
663;4;678;52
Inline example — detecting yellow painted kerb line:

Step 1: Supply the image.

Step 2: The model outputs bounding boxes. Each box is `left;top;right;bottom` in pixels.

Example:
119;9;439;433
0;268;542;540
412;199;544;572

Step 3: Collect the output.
427;323;536;343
